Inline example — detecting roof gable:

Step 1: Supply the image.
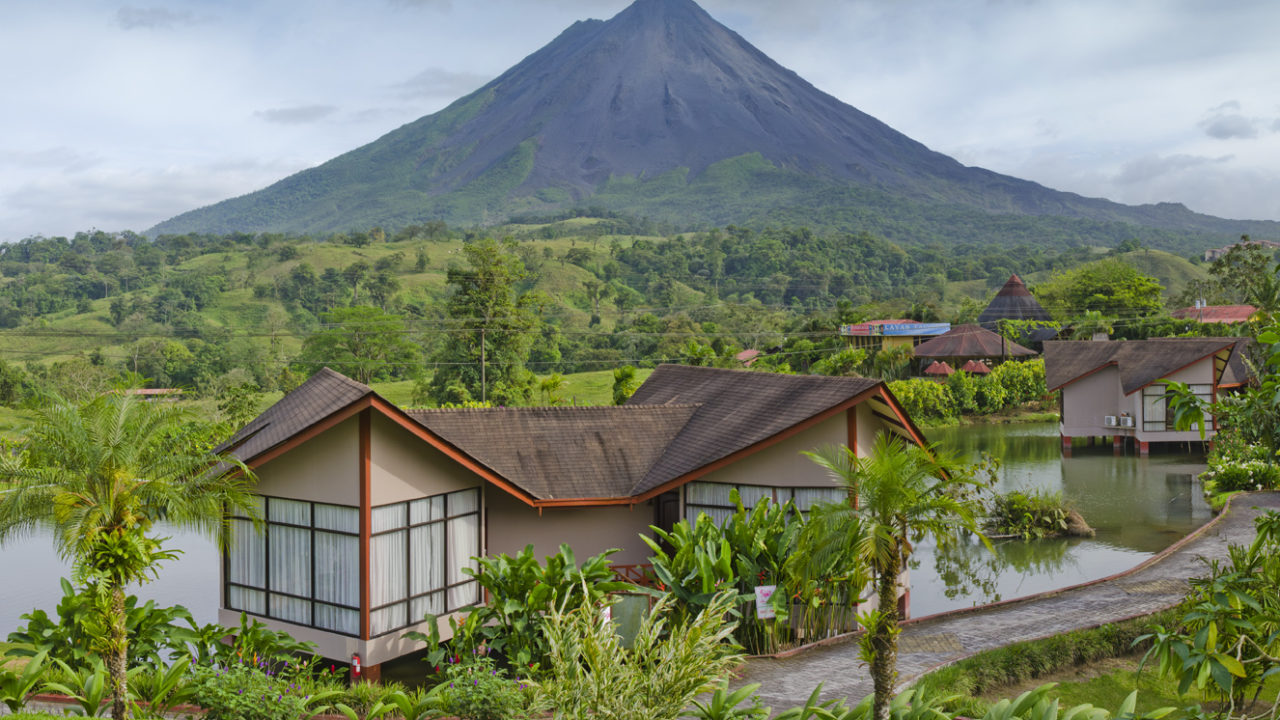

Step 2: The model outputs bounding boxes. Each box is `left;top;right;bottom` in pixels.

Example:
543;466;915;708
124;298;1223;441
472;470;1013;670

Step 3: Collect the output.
1044;339;1242;394
219;367;373;462
626;365;881;495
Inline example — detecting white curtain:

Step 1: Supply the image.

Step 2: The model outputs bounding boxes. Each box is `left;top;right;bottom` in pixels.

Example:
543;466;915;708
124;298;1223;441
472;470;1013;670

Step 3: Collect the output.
410;495;445;525
686;482;732;506
228;518;264;588
371;530;407;608
314;605;359;635
268;525;311;601
447;513;479;609
370;604;407;637
411;593;445;621
314;531;358;607
315;504;358;534
792;487;846;512
228;587;265;615
687;506;733;527
373;504;407;533
270;594;309;625
736;485;773;509
269;498;310;526
410;523;444;597
448;489;479;516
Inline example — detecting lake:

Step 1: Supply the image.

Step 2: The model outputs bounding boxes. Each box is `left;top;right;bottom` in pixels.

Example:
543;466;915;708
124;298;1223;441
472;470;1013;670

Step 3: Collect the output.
910;421;1211;617
0;421;1211;634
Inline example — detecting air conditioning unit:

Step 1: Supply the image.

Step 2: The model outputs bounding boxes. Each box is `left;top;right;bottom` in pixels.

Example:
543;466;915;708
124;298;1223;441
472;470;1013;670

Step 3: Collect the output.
1104;416;1118;427
1119;416;1134;428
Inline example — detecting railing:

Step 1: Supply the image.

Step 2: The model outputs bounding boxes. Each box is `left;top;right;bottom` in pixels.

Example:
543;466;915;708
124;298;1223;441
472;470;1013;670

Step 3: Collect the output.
612;564;657;588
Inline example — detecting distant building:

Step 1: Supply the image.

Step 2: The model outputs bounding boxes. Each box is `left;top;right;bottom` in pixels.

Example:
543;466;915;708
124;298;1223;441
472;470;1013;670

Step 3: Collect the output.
978;275;1053;326
1204;238;1280;262
1045;338;1247;455
840;319;951;353
1170;304;1257;324
911;324;1037;365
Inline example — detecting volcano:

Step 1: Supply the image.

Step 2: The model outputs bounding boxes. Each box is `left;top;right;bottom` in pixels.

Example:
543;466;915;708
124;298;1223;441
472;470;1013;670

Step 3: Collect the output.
151;0;1279;247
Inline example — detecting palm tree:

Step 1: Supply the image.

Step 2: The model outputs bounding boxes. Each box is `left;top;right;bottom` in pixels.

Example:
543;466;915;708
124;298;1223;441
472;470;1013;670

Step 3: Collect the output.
805;434;989;720
0;390;259;720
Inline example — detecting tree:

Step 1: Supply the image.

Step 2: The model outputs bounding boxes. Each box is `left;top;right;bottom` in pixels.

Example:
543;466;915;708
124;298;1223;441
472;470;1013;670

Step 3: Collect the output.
1034;259;1163;319
612;366;640;405
428;239;541;405
297;305;421;385
804;435;990;720
0;390;258;720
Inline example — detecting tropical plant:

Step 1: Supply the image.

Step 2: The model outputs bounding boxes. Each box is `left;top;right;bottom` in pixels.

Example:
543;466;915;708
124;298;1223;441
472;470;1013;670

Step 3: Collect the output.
685;680;771;720
0;389;260;720
127;657;197;719
985;489;1072;540
613;365;641;405
43;658;113;718
540;590;742;720
0;649;50;714
407;544;632;674
1138;511;1280;715
332;683;411;720
7;579;197;669
189;658;342;720
804;434;992;720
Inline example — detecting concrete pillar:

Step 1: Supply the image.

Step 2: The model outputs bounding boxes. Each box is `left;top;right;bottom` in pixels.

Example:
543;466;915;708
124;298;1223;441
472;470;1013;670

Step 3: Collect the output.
897;587;910;620
1061;434;1072;456
1139;441;1150;456
358;662;382;684
1113;435;1124;454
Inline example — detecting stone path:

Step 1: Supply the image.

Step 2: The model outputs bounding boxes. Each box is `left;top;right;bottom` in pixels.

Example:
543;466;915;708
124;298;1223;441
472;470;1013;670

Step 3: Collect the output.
736;493;1280;711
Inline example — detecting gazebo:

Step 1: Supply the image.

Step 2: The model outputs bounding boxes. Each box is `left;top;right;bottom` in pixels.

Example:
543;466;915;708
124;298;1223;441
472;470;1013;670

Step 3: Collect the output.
923;361;955;377
960;359;991;374
913;324;1037;365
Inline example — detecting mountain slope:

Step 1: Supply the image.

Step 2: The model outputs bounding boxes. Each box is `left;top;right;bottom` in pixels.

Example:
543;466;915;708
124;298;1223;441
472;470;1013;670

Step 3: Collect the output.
151;0;1280;248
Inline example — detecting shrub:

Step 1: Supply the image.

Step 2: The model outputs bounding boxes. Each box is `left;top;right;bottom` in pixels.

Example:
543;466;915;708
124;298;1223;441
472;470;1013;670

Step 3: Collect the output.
539;591;742;720
1200;458;1280;493
985;489;1071;540
947;371;979;414
436;655;540;720
189;658;339;720
889;378;956;422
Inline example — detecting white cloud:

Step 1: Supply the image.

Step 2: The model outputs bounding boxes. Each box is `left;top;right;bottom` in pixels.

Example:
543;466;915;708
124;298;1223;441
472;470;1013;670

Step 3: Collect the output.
254;105;340;125
116;6;202;30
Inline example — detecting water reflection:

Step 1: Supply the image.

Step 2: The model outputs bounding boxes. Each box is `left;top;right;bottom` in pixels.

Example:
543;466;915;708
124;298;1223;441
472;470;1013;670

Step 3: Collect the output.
910;422;1209;617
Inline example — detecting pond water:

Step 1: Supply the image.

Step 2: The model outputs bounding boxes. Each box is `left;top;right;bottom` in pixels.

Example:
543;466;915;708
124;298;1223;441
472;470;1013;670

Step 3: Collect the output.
0;421;1211;636
0;526;221;637
909;421;1212;618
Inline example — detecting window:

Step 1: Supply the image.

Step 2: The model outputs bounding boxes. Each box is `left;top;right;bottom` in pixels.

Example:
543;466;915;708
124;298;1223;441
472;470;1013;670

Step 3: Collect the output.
684;482;847;525
225;497;359;636
370;488;481;637
1143;383;1211;432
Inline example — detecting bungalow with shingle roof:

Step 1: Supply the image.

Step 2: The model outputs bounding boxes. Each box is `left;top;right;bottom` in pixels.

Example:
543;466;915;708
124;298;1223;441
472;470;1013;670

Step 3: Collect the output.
215;365;928;672
1044;338;1247;455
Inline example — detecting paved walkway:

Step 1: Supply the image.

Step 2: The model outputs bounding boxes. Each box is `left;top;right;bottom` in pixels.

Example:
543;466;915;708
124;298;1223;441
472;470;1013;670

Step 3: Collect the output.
737;492;1280;711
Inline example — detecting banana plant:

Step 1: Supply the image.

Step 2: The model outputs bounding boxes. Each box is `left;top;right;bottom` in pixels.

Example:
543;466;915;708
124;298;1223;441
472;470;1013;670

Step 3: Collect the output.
684;680;770;720
43;658;112;717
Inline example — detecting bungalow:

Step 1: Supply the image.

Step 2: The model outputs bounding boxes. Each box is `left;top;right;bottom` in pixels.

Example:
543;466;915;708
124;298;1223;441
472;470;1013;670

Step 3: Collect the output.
840;319;951;354
216;364;929;675
1044;338;1246;455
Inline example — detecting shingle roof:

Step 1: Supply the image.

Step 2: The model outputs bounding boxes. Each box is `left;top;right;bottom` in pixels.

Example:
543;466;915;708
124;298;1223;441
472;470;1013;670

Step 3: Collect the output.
1043;339;1242;394
407;405;699;500
978;275;1053;325
218;367;372;462
912;324;1037;359
626;365;879;495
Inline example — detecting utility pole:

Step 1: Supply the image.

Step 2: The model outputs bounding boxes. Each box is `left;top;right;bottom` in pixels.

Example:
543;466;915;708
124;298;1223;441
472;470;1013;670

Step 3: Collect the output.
480;328;487;404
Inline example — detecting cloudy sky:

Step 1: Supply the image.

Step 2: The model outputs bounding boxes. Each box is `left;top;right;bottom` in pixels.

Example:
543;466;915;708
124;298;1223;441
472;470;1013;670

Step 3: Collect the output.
2;0;1278;241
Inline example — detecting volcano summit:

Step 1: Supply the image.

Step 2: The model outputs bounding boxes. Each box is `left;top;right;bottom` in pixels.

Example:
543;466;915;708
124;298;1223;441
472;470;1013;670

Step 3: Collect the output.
152;0;1278;247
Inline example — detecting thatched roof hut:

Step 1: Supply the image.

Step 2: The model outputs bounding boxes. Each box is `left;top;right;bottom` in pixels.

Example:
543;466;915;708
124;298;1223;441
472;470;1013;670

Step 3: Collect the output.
978;275;1053;327
960;359;991;374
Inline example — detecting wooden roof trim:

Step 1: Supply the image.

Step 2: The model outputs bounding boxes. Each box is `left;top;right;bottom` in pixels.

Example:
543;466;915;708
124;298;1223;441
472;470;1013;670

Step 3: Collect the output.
245;395;373;469
240;390;539;508
1047;360;1118;392
874;385;930;449
366;397;540;508
1122;342;1238;396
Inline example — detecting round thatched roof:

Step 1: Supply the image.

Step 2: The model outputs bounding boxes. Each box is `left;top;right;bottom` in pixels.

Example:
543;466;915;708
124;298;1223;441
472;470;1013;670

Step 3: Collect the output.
913;324;1037;359
923;361;955;376
960;359;991;374
978;274;1052;325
